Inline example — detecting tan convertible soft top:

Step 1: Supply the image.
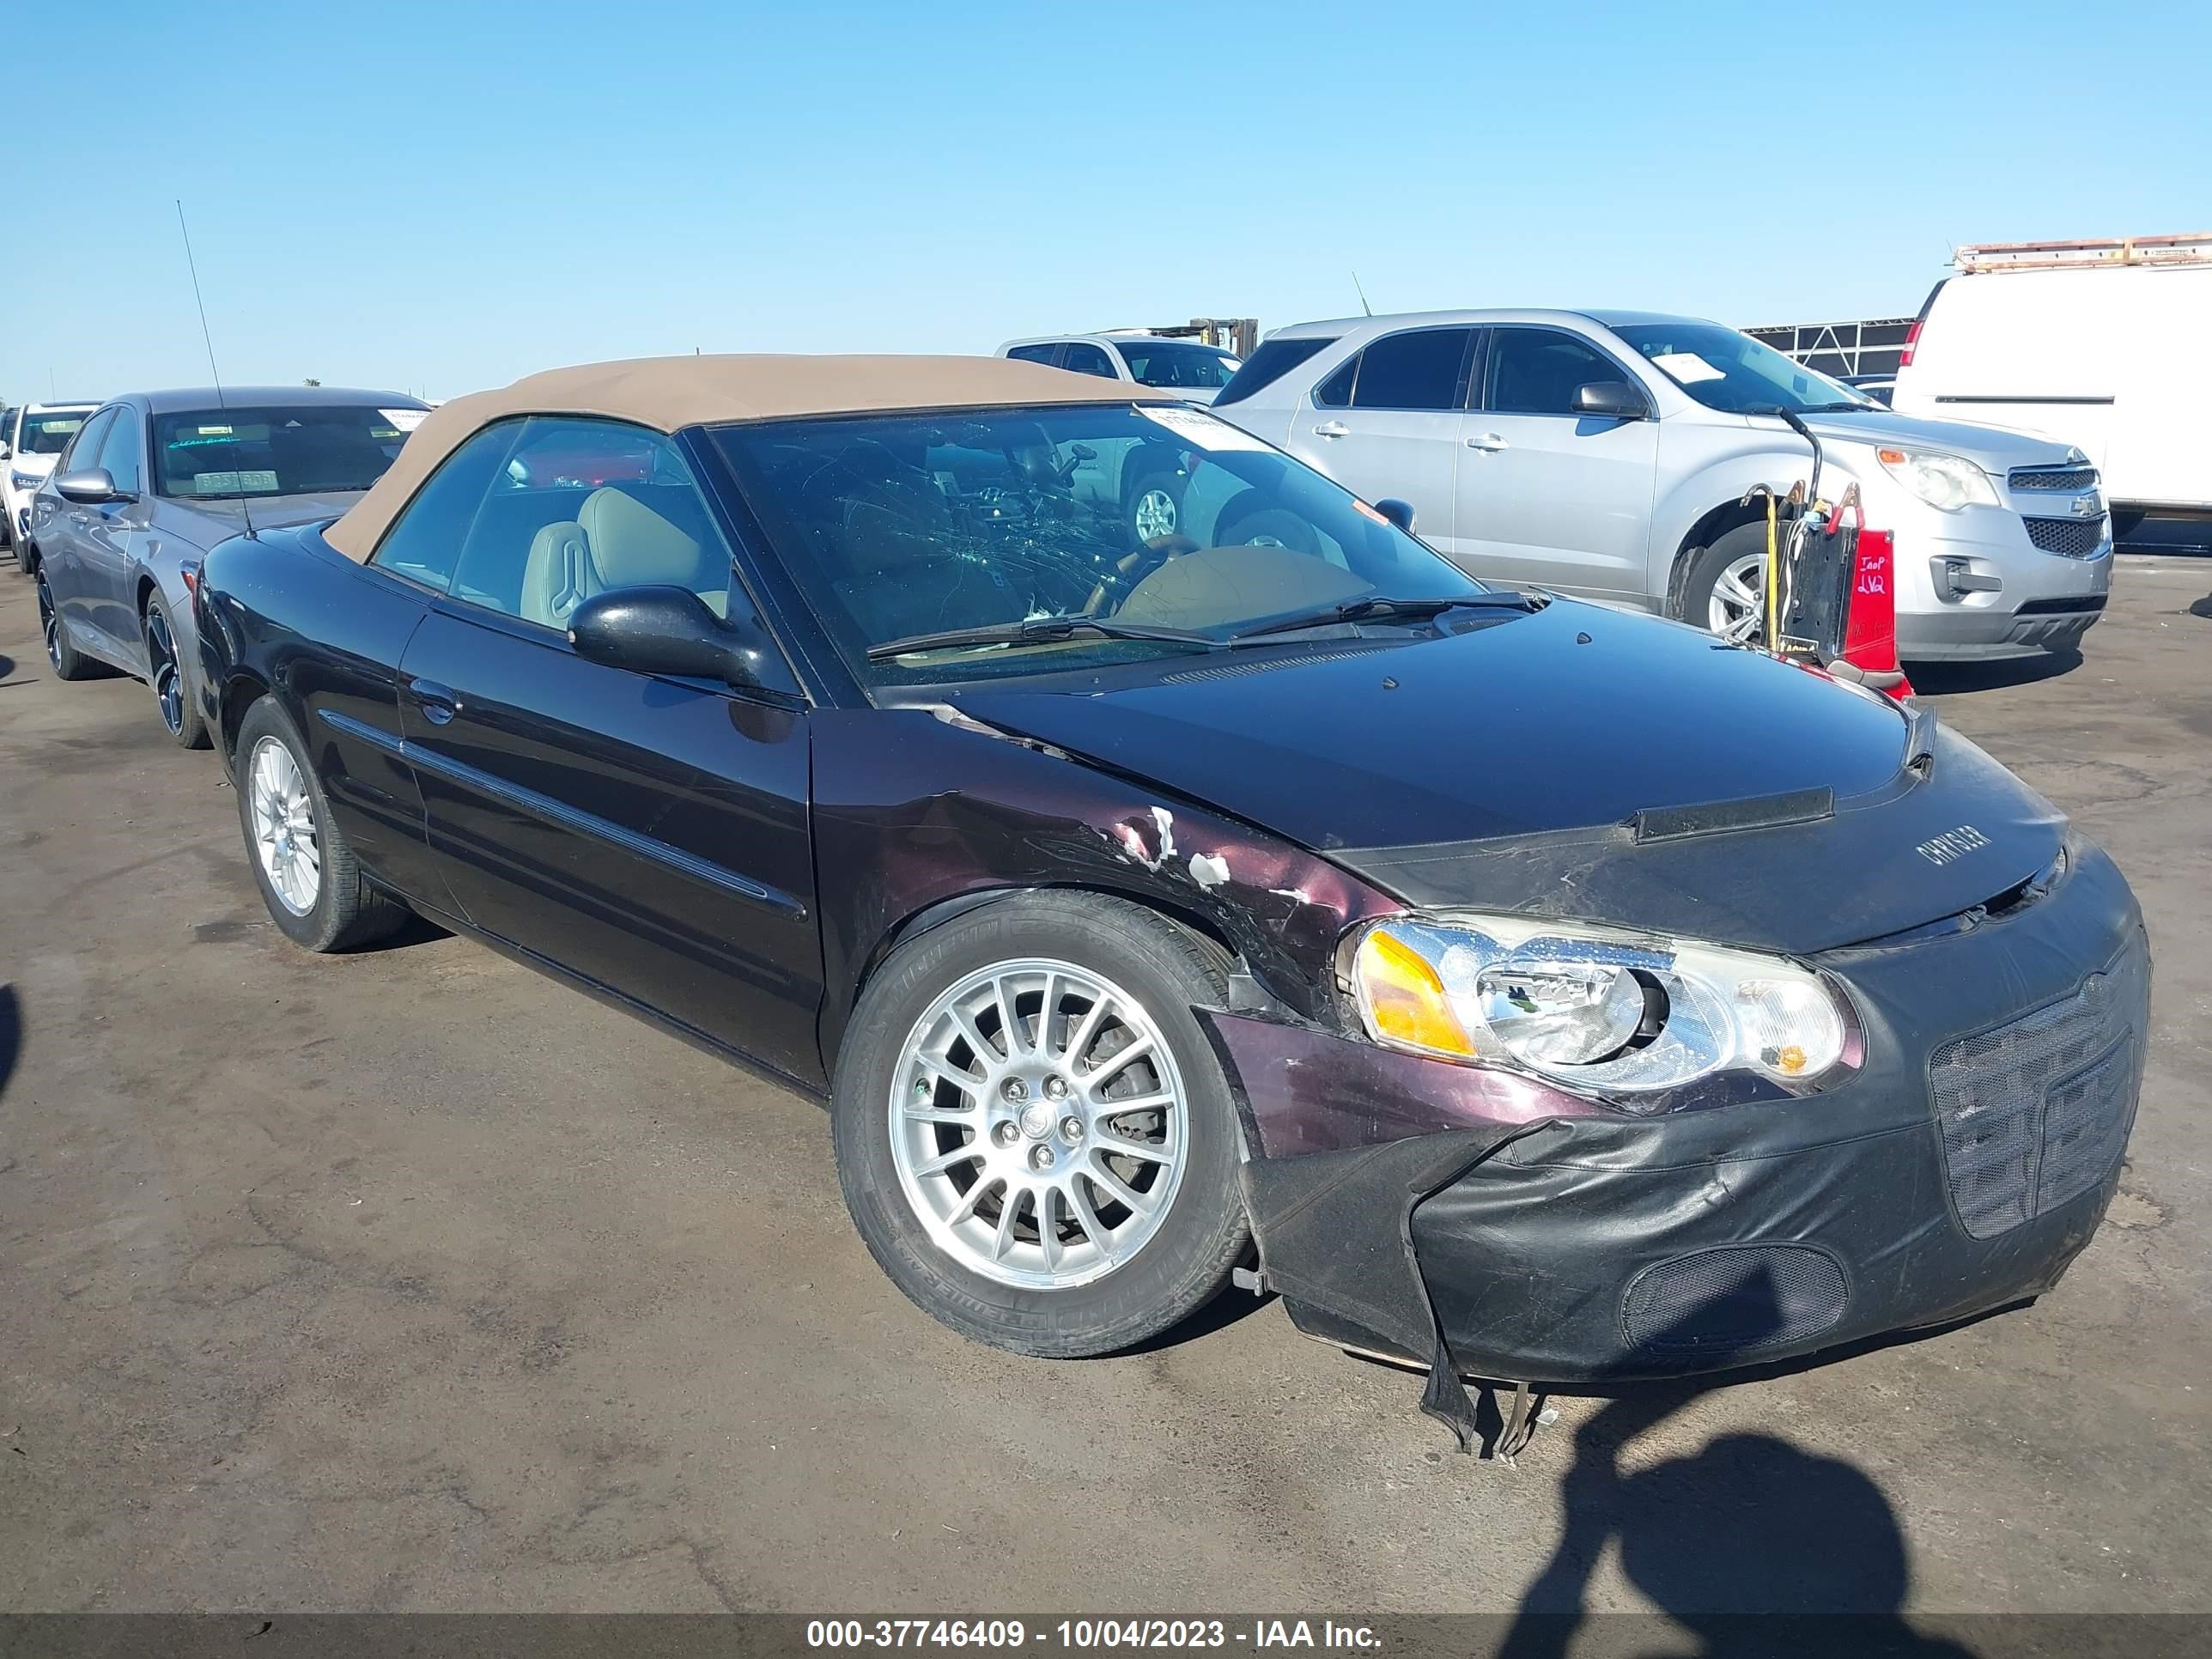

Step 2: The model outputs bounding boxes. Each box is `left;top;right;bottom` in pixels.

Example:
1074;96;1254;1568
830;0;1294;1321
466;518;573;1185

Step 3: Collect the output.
325;353;1180;562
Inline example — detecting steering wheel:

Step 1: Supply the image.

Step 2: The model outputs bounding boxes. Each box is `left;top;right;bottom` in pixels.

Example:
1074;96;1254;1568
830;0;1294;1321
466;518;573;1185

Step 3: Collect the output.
1083;532;1200;616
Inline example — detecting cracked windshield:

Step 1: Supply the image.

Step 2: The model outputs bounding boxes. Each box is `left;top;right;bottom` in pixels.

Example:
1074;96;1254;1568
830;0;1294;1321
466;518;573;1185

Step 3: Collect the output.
714;403;1488;684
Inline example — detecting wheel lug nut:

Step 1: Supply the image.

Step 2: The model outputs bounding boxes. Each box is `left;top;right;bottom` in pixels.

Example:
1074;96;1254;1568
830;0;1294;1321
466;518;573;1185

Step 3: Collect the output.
1029;1145;1055;1171
993;1121;1021;1147
1060;1116;1084;1144
1044;1075;1069;1099
1001;1079;1028;1103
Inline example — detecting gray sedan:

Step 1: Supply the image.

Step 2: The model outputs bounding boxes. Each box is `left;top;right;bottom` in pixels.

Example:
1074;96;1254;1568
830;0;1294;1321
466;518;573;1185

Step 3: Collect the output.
23;386;429;744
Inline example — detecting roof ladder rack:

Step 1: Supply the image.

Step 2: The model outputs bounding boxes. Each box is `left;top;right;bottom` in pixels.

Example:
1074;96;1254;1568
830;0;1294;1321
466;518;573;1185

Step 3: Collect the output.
1954;232;2212;273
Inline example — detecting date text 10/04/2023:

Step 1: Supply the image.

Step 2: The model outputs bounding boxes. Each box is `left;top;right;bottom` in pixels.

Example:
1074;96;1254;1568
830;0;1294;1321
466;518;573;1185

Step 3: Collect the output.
805;1620;1382;1650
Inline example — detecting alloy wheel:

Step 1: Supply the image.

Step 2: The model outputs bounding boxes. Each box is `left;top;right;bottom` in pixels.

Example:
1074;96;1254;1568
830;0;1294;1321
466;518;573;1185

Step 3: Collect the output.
1133;486;1178;542
1707;550;1767;645
889;957;1188;1290
146;607;185;736
248;737;322;915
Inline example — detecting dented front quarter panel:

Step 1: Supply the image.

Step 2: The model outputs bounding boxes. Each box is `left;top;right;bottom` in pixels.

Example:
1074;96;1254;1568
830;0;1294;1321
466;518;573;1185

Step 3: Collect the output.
807;707;1401;1068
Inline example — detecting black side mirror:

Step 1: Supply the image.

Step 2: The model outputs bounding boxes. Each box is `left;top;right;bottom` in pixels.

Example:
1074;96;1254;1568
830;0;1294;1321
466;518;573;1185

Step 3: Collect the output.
1572;381;1650;421
55;467;128;504
1373;497;1417;533
567;586;766;689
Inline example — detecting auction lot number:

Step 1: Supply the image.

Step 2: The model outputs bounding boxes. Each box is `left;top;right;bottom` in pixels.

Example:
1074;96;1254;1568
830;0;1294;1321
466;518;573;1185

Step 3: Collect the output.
807;1622;1236;1648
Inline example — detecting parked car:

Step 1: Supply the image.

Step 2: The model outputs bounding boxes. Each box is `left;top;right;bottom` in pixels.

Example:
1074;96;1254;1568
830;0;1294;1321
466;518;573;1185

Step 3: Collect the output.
1216;310;2113;661
192;355;2146;1425
3;400;99;557
1891;234;2212;538
997;333;1242;403
23;386;428;745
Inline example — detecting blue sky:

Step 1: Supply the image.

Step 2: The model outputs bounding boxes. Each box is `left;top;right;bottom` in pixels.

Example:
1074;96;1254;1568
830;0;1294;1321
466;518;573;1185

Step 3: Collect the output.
8;0;2207;403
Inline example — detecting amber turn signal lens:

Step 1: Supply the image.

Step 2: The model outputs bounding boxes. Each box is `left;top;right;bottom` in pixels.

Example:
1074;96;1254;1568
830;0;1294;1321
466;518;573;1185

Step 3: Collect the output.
1356;929;1476;1057
1876;448;1907;465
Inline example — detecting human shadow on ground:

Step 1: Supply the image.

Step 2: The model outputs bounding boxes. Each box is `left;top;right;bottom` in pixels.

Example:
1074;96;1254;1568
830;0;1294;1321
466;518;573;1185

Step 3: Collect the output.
0;982;19;1102
1490;1263;1985;1659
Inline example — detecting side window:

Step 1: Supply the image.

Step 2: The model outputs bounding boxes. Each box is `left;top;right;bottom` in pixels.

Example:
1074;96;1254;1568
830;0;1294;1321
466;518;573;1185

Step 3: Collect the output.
1350;328;1473;410
369;420;522;592
446;416;738;631
1005;343;1061;366
1313;356;1358;408
1486;328;1626;416
61;410;115;472
1060;343;1116;379
96;409;144;494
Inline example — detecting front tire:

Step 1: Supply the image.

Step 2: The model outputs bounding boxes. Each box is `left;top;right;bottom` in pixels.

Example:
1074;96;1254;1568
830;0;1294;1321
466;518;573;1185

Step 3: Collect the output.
233;698;409;952
1677;522;1772;646
833;891;1249;1358
1123;461;1187;546
35;568;100;680
144;593;210;749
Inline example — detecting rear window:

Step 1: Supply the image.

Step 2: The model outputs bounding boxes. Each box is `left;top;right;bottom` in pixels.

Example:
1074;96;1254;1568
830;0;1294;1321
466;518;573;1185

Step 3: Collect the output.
1213;337;1336;405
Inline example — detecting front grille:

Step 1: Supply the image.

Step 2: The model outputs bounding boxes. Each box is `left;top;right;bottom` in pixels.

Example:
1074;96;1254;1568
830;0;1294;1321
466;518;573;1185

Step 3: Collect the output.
2009;465;2098;491
2025;515;2107;556
1929;933;2148;1238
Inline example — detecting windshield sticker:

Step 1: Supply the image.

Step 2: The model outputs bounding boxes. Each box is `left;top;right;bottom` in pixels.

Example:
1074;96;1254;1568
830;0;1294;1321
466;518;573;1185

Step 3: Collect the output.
380;408;428;432
197;424;234;436
1137;404;1270;452
191;470;280;494
1649;351;1725;384
35;418;82;434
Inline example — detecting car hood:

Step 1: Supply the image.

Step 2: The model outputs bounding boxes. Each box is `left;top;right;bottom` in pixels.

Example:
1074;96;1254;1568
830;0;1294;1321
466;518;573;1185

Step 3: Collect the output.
1799;408;2083;471
156;489;371;549
10;454;58;478
949;601;2068;954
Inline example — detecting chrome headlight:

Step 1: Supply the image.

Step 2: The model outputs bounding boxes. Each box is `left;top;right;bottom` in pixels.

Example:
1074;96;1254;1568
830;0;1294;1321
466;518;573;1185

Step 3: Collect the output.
1876;447;1998;512
1347;915;1853;1096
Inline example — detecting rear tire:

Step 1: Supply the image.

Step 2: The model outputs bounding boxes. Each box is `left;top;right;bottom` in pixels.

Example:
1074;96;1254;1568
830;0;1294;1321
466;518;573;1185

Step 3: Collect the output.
234;698;410;952
832;891;1249;1358
144;593;210;750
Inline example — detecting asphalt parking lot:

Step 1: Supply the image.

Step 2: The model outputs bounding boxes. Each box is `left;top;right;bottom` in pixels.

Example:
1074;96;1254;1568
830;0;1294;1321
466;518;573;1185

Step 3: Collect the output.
2;557;2207;1619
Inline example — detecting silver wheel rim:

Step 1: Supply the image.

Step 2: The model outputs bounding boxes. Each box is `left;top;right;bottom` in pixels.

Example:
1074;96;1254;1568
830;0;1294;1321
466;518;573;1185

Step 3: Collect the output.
248;736;321;915
1707;550;1766;645
1133;487;1178;541
147;607;184;735
889;957;1188;1290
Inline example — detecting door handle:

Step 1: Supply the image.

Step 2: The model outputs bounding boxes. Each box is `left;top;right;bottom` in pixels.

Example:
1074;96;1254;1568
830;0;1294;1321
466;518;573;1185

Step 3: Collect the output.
1312;421;1351;439
407;678;460;726
1466;434;1510;452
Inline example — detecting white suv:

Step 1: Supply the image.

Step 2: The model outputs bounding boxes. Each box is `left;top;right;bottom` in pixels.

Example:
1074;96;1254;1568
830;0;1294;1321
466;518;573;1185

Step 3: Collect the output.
1215;311;2112;661
3;402;99;556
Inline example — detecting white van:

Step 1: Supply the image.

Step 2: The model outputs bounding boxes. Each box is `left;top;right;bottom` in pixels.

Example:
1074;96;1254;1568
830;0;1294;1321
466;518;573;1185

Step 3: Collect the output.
1891;234;2212;532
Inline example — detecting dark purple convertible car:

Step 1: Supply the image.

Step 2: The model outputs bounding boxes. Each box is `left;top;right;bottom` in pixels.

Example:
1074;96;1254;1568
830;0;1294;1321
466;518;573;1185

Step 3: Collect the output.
192;355;2148;1447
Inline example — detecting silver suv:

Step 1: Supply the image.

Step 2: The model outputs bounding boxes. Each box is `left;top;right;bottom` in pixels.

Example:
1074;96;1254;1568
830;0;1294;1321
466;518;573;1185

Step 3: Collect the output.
1214;310;2112;660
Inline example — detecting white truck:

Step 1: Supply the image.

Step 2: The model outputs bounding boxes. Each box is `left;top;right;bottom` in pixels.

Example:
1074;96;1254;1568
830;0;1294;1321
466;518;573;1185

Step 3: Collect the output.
1891;233;2212;534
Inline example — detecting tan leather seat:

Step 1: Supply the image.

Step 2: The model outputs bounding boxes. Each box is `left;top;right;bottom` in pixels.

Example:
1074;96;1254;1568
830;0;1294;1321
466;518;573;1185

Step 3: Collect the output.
518;487;720;628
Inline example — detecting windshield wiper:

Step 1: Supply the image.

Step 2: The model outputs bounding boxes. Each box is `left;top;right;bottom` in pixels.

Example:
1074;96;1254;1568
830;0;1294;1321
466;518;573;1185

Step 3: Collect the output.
1228;592;1543;644
866;616;1220;661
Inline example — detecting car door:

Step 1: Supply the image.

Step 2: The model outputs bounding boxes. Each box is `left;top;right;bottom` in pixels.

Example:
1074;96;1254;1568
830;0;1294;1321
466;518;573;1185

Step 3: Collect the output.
388;415;823;1082
1291;325;1474;559
1455;325;1661;601
40;406;115;635
81;404;155;665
